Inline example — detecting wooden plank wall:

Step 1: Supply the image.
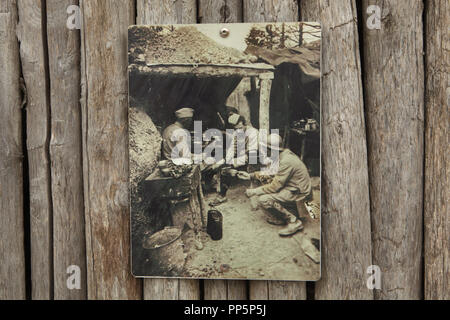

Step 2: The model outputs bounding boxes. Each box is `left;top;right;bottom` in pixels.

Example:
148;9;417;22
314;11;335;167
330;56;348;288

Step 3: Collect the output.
17;0;53;300
0;0;447;300
424;0;449;300
362;0;425;300
47;0;87;300
301;0;373;300
0;0;26;300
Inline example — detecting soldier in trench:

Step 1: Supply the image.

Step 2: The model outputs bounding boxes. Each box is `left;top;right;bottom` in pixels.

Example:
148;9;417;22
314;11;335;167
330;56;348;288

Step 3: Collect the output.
208;113;260;206
162;107;194;163
237;133;312;237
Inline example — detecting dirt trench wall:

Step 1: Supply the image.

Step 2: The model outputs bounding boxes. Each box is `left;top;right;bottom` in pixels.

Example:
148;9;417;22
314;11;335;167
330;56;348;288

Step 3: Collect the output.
129;107;164;275
129;107;162;191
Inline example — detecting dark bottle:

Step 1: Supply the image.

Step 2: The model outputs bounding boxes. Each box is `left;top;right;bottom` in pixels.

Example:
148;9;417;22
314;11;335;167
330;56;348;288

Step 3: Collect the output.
207;210;223;241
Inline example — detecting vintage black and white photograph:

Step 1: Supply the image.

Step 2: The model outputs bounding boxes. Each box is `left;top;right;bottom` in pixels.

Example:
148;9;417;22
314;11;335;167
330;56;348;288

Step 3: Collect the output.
128;22;321;281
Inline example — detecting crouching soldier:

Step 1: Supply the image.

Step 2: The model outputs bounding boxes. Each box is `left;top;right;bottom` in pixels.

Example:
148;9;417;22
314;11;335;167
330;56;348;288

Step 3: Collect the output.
241;133;311;237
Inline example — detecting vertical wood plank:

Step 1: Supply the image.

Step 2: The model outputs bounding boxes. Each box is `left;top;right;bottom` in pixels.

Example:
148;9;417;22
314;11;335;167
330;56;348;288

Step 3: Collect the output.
137;0;196;25
136;0;200;301
17;0;53;300
80;0;141;300
301;0;373;300
268;281;306;300
244;0;307;301
204;280;228;300
199;0;248;300
0;0;26;300
299;0;319;21
244;0;298;22
424;0;449;301
362;0;424;300
178;279;201;300
199;0;242;23
46;0;87;300
143;279;179;300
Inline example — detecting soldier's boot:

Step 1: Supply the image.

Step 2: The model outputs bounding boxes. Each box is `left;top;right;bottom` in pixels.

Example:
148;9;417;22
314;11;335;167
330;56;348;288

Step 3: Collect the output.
272;202;304;237
279;220;303;237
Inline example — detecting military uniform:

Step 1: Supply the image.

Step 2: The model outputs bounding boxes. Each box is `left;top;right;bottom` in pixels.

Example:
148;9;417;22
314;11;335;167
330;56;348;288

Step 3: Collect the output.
162;122;185;160
161;108;194;161
253;149;311;212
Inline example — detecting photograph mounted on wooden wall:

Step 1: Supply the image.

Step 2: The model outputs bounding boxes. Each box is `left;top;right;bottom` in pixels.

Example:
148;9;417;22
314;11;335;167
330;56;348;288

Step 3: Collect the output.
128;22;321;281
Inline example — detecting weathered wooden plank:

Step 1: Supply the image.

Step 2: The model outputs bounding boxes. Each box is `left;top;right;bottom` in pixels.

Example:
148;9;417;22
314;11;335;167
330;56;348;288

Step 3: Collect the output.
178;279;201;300
362;0;424;300
424;0;449;301
80;0;141;299
199;0;242;23
204;279;228;300
17;0;53;300
0;0;26;300
244;0;298;22
301;0;373;300
268;281;306;300
299;0;319;22
144;279;179;300
226;280;248;300
244;0;307;301
199;0;248;301
136;0;200;301
46;0;86;300
137;0;196;26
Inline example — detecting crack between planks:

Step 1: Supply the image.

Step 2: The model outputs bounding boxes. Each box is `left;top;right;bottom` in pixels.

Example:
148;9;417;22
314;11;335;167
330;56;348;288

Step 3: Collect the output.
74;0;88;299
80;0;96;299
16;4;32;298
41;0;55;300
355;0;376;300
421;0;428;300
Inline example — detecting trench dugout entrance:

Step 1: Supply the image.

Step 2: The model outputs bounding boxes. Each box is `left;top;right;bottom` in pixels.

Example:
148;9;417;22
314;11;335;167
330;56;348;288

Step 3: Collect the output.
129;62;320;176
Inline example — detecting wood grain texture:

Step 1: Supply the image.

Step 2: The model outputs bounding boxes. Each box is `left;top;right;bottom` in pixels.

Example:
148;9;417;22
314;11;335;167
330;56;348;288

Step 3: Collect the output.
299;0;319;22
0;0;26;300
199;0;248;301
244;0;306;301
199;0;242;23
136;0;200;301
362;0;424;300
17;0;53;300
244;0;298;22
424;0;449;300
204;279;227;300
46;0;87;300
1;0;439;301
144;279;179;300
137;0;196;25
301;0;373;300
80;0;141;300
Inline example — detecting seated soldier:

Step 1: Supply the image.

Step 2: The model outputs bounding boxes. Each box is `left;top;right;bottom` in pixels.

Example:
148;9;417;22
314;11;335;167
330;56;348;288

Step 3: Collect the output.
162;107;194;163
240;133;311;237
209;113;259;206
